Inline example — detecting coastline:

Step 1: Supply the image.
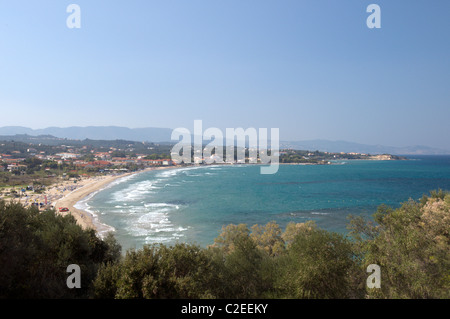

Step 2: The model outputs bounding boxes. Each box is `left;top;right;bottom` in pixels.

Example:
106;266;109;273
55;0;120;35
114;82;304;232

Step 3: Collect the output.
53;166;175;232
50;159;402;234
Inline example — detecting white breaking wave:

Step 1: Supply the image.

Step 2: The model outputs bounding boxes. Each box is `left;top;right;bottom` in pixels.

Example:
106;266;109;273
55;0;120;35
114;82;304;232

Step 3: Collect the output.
311;212;330;215
74;193;116;238
111;180;157;202
156;165;212;178
85;167;198;247
115;201;186;243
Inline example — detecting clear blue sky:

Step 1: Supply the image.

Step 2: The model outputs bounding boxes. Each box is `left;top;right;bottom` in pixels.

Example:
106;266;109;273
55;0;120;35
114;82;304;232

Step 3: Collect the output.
0;1;449;149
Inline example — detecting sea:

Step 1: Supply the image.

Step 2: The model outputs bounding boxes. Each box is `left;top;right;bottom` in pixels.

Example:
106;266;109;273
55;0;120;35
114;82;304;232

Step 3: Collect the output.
75;155;450;251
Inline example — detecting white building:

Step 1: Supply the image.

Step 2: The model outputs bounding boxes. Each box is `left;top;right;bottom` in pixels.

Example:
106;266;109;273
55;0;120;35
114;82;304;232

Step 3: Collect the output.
56;153;80;160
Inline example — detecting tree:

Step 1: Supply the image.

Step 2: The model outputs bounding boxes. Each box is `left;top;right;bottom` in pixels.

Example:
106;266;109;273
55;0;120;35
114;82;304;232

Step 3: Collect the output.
210;223;250;253
0;200;121;298
250;221;284;257
217;235;270;298
276;227;361;299
282;221;317;248
94;243;217;299
348;191;450;299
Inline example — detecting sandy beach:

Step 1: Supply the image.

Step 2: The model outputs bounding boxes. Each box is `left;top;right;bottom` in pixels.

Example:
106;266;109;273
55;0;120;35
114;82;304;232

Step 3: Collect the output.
52;166;175;231
53;173;134;230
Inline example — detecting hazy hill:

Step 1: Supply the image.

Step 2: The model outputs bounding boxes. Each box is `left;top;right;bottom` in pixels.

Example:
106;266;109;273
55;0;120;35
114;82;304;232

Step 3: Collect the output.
0;126;449;155
280;140;450;155
0;126;173;143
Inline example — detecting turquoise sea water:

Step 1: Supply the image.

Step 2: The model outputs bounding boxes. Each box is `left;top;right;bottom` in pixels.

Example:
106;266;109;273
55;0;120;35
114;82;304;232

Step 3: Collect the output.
77;156;450;251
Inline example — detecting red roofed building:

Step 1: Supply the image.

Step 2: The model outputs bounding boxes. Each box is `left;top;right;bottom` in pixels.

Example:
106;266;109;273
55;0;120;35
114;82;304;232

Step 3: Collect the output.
88;161;112;168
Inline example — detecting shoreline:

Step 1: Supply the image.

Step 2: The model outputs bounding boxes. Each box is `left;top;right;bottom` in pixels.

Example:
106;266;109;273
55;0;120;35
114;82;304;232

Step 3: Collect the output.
40;160;402;234
54;166;176;232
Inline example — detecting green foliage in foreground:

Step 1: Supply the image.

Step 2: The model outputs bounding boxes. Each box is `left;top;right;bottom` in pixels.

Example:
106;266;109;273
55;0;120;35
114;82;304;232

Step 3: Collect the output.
0;201;121;298
348;190;450;298
0;190;449;299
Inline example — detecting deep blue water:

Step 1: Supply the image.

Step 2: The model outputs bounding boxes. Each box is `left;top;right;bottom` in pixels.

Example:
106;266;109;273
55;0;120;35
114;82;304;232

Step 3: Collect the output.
77;156;450;250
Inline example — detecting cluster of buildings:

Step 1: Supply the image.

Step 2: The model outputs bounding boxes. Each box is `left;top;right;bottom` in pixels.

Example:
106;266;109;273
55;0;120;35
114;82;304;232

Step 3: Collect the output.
0;149;175;174
0;153;26;172
52;151;174;170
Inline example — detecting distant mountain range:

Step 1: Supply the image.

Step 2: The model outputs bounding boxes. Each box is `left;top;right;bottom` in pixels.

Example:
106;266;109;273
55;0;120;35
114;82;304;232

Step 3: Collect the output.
0;126;173;143
0;126;448;155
